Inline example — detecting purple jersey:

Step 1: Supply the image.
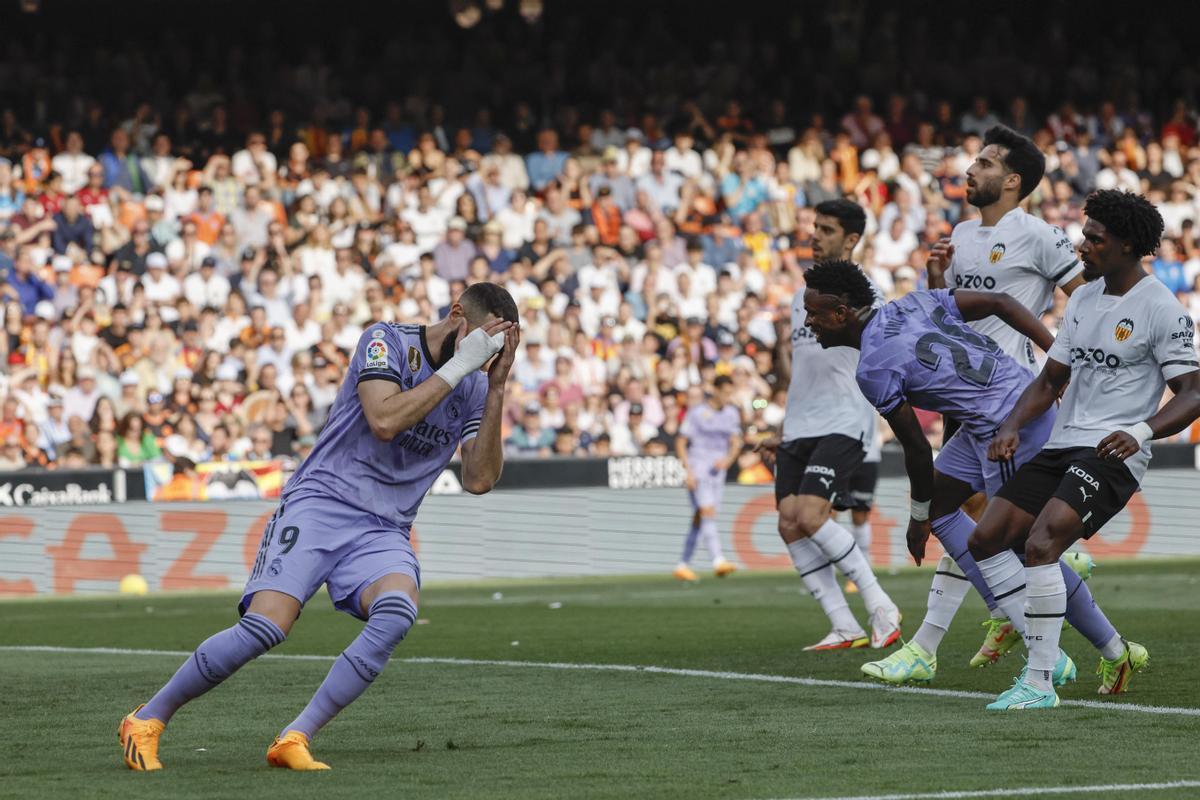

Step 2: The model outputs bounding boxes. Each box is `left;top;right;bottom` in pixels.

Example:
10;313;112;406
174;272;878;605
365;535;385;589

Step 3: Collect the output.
856;289;1032;436
681;402;741;469
283;323;487;527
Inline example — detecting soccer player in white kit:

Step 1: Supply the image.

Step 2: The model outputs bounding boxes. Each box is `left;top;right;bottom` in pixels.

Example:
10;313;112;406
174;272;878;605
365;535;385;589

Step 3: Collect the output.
759;199;902;651
870;125;1104;682
970;190;1200;708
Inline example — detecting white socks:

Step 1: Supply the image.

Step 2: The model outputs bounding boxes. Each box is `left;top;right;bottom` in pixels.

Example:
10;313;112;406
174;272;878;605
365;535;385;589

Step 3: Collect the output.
976;551;1028;635
787;537;862;635
850;520;871;556
811;519;893;615
1100;633;1125;661
911;555;973;655
1024;564;1067;692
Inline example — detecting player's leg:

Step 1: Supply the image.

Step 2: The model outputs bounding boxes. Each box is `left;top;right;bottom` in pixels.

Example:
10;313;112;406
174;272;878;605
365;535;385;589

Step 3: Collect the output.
982;498;1081;709
700;472;737;576
270;527;422;768
777;439;866;649
794;435;900;648
120;500;324;771
270;571;420;770
860;469;976;684
674;506;702;582
844;460;878;556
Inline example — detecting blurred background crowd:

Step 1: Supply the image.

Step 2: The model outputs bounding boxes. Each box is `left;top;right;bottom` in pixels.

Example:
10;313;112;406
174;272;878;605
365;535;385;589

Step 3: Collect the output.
2;0;1200;473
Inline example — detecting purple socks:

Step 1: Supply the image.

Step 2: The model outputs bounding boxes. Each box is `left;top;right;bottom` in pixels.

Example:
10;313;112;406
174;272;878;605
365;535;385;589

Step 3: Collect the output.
680;521;700;563
931;510;999;611
282;591;417;740
137;613;286;723
1061;560;1118;650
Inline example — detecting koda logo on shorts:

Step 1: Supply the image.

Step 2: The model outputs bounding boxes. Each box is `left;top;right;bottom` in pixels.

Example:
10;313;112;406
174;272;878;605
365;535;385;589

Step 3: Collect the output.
1114;318;1135;342
805;464;836;477
1070;347;1122;369
1067;465;1100;490
989;243;1006;264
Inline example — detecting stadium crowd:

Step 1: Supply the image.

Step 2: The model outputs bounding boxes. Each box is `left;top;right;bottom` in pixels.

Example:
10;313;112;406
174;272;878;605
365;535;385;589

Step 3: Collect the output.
2;10;1200;471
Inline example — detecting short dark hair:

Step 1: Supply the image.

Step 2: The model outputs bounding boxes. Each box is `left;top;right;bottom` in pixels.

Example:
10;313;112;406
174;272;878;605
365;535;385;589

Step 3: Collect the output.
713;375;733;389
983;125;1044;200
803;260;876;309
813;199;866;238
460;281;519;324
1083;190;1164;258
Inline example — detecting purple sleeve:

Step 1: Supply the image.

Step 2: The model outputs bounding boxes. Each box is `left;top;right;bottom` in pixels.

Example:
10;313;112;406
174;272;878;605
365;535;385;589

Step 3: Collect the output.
680;408;695;439
856;367;907;417
355;324;406;387
929;288;964;321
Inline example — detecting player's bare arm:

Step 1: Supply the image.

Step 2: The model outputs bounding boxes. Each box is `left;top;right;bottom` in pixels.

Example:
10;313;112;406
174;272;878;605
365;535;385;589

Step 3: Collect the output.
925;237;953;290
460;324;521;494
717;430;743;473
988;357;1070;462
882;401;935;565
952;289;1055;353
358;319;513;441
676;433;696;491
754;430;780;467
1060;273;1087;295
1097;370;1200;461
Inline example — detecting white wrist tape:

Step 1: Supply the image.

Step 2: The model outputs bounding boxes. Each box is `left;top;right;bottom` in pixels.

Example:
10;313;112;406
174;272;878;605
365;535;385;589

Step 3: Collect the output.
435;329;506;388
910;499;931;522
1120;421;1154;447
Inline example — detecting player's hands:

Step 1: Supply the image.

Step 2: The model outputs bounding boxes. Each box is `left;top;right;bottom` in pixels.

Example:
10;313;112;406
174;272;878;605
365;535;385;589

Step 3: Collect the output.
926;237;954;280
685;471;697;491
487;323;520;389
457;319;514;372
906;518;932;566
755;433;781;467
988;425;1020;462
1097;430;1139;461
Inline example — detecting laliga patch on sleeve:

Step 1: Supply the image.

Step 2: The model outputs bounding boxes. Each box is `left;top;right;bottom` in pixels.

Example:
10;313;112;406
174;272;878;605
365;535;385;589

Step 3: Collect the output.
365;339;389;370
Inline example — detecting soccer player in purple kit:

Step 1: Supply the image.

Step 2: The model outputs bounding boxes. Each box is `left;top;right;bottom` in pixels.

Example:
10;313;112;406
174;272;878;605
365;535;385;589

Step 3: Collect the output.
798;260;1134;688
119;282;520;771
969;191;1200;709
674;374;742;581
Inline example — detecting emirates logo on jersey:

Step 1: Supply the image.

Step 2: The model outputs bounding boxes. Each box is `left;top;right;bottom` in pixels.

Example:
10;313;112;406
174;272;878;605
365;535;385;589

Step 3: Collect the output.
988;243;1006;264
1114;318;1135;342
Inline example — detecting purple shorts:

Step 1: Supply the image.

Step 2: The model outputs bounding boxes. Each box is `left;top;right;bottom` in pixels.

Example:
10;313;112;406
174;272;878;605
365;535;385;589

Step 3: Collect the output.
934;404;1057;498
241;490;420;621
689;466;728;510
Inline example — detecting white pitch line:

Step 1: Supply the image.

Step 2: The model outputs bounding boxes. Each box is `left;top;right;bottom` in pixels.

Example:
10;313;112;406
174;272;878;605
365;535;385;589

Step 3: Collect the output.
761;780;1200;800
3;646;1199;719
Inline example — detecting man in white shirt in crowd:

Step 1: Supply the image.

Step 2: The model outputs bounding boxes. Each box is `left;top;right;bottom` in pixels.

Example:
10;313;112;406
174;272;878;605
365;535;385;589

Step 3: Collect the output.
183;256;231;310
52;131;95;195
142;252;182;305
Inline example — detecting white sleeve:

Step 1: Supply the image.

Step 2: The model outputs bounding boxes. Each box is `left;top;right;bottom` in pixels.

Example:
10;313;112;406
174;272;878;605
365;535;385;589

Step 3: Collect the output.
1152;300;1200;380
1038;223;1083;286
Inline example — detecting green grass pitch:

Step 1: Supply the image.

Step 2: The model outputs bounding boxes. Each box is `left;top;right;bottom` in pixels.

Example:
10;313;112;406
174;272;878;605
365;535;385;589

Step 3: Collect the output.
3;560;1200;800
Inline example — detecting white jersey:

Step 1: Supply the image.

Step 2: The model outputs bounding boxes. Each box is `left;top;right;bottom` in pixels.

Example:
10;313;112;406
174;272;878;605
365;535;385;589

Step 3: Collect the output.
1046;277;1199;482
783;288;875;446
947;207;1083;371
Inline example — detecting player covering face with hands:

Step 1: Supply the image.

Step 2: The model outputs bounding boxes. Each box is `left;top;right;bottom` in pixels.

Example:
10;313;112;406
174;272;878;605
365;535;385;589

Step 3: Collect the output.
120;283;520;771
969;190;1200;709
